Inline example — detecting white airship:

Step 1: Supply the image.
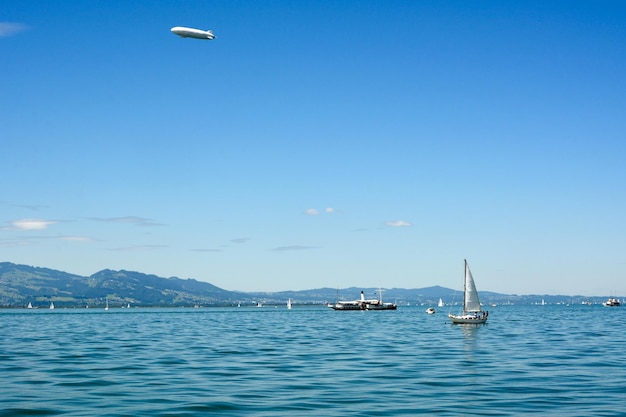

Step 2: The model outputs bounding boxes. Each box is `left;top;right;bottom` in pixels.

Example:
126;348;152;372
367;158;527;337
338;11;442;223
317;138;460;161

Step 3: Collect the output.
171;26;215;40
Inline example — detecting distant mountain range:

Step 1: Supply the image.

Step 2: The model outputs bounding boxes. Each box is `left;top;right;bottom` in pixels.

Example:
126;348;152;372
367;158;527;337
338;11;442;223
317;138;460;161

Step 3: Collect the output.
0;262;612;308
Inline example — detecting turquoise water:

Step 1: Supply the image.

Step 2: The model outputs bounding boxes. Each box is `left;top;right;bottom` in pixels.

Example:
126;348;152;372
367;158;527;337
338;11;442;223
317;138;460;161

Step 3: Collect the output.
1;305;625;416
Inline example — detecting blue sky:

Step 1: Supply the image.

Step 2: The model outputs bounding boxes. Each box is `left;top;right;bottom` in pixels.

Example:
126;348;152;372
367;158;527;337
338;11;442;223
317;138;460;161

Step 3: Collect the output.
2;1;625;295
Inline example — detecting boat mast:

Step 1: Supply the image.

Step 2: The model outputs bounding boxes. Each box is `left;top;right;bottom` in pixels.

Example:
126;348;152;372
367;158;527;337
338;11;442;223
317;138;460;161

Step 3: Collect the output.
463;259;468;314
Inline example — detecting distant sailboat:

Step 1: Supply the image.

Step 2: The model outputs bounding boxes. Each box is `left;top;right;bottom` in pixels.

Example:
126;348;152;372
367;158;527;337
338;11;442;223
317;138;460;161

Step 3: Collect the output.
105;299;109;311
448;260;488;324
27;302;33;309
287;299;292;310
49;302;55;310
438;298;444;307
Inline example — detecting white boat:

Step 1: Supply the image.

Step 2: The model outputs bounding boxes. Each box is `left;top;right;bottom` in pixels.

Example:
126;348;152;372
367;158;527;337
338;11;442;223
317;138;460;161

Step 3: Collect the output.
329;290;397;311
426;307;436;314
287;299;292;309
27;302;33;309
603;297;621;307
438;298;444;307
365;288;397;310
105;299;109;311
49;302;55;310
448;260;488;324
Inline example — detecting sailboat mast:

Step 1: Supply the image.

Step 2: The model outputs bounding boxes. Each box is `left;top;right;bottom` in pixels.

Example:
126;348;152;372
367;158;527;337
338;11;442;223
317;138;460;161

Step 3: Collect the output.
463;259;468;313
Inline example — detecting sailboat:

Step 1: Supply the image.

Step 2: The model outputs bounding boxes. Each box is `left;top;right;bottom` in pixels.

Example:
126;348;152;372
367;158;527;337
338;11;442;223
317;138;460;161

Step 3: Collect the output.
27;302;33;309
105;299;109;311
448;260;488;324
287;298;292;309
438;298;444;307
49;302;55;310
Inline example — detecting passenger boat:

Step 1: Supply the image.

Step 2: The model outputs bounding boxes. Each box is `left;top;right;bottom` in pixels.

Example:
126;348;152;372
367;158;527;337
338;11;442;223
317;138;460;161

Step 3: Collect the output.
329;290;397;311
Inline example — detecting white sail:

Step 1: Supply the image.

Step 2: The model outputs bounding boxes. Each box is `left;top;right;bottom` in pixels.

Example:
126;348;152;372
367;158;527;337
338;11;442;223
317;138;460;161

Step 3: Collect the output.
27;302;33;309
49;302;55;310
287;299;292;309
463;260;482;313
438;298;444;307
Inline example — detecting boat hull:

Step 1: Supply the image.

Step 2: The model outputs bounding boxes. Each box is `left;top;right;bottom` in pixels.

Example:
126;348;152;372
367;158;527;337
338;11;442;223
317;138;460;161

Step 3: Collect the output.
329;303;397;310
329;303;362;310
365;304;397;310
448;313;487;324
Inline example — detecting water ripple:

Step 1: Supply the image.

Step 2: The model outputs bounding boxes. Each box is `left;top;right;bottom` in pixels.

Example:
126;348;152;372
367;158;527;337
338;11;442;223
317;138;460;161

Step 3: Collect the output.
1;305;626;415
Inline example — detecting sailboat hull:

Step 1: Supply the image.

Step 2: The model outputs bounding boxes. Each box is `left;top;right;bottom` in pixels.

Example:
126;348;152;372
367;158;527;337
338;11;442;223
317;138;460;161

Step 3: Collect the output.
448;313;487;324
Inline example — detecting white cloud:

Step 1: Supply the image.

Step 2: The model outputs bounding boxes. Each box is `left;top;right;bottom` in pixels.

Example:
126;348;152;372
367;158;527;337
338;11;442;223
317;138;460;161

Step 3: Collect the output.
9;219;57;230
0;22;28;38
305;207;336;216
385;220;412;227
